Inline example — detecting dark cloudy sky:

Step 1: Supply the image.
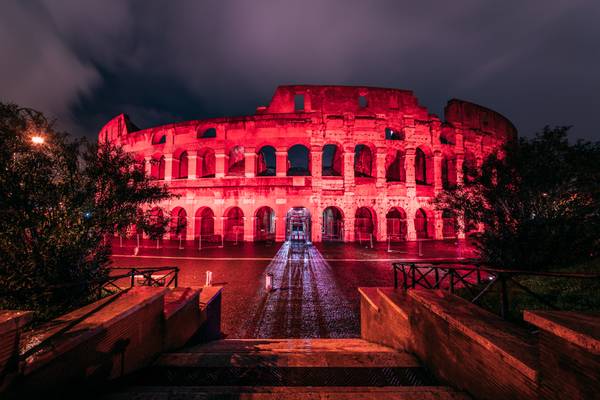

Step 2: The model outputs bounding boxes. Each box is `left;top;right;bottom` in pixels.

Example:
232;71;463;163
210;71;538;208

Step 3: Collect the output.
1;0;599;141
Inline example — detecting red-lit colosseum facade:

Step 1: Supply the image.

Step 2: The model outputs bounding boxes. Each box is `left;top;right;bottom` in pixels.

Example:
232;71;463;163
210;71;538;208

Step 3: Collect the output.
99;85;516;245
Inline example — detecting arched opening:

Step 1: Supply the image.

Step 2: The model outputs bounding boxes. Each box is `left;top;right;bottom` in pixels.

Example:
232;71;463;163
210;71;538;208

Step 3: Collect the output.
414;208;429;239
415;148;429;185
152;133;166;145
228;146;245;176
286;207;311;242
442;154;457;189
386;208;407;241
224;207;244;242
322;144;342;176
442;209;457;238
354;144;373;178
173;151;188;179
322;206;344;241
463;151;477;183
287;144;310;176
150;155;165;180
386;150;405;182
254;206;275;241
170;207;187;240
197;148;215;178
257;146;276;176
195;207;215;240
355;207;375;242
385;127;404;140
198;127;216;138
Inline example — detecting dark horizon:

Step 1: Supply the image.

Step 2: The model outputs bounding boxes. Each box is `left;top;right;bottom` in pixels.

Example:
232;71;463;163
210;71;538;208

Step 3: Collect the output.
1;0;599;142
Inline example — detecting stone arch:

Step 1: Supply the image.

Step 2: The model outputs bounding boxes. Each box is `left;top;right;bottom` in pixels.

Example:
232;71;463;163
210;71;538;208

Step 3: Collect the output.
442;151;457;189
223;206;244;242
463;150;477;183
197;127;217;138
151;131;166;145
172;150;189;179
228;145;245;176
442;209;457;238
254;206;275;241
194;207;215;239
355;206;376;242
257;145;276;176
414;208;431;239
322;206;344;241
197;148;215;178
386;150;406;182
415;145;433;185
150;154;165;180
322;143;343;176
170;207;187;240
385;127;405;140
287;144;310;176
354;144;374;178
386;207;407;241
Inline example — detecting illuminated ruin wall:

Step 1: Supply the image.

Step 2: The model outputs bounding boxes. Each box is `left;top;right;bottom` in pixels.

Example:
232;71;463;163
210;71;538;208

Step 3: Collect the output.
99;85;516;243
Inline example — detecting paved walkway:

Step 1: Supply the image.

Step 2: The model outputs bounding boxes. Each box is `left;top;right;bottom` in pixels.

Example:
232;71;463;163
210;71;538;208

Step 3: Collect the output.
111;240;476;338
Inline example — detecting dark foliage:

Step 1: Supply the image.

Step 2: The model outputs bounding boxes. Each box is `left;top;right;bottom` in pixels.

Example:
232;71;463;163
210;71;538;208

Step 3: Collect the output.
0;103;172;320
435;126;600;270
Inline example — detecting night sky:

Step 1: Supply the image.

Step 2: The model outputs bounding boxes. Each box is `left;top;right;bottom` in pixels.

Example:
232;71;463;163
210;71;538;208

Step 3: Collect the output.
1;0;599;141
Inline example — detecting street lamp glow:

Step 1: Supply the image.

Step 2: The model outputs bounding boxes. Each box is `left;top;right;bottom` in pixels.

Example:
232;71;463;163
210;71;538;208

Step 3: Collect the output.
31;135;45;145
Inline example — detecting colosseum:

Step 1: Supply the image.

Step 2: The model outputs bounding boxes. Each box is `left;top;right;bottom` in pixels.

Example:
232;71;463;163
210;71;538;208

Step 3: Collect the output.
99;85;516;246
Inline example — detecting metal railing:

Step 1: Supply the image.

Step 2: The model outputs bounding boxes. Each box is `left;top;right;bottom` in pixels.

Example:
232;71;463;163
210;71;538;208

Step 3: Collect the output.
17;266;179;364
392;261;600;319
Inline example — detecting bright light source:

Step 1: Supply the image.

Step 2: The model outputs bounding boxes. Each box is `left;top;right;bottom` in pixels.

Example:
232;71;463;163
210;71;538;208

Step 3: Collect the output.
31;136;45;144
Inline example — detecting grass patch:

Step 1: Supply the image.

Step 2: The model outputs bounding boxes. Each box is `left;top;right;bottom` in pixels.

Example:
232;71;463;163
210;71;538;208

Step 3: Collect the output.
457;258;600;322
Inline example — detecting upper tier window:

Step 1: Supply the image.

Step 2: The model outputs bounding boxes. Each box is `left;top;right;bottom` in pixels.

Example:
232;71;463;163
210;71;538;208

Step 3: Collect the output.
385;127;404;140
358;95;368;108
294;94;305;112
199;127;216;138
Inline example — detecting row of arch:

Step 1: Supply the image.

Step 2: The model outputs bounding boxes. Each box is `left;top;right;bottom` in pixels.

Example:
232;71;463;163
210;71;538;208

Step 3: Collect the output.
157;205;460;242
148;144;479;187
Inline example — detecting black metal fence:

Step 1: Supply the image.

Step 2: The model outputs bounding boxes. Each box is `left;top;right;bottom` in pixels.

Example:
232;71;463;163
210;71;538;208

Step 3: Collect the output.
392;260;600;319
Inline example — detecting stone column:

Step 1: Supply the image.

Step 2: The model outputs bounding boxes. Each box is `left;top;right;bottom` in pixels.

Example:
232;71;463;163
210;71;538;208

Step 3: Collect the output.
245;216;254;242
276;150;287;177
188;150;198;180
215;150;226;178
457;216;466;239
405;147;416;198
455;156;464;184
310;145;322;180
312;212;322;243
344;217;355;242
144;155;152;178
275;216;286;242
406;208;417;241
375;147;387;188
433;151;443;194
433;210;444;240
164;154;174;181
343;145;355;189
377;209;387;242
245;148;256;178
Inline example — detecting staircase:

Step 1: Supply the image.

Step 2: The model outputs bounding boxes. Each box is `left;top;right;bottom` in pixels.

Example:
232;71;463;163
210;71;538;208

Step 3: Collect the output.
104;338;470;399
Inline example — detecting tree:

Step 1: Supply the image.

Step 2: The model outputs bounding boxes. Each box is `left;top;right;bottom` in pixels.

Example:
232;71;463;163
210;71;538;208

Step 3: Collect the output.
137;207;171;249
434;127;600;270
0;103;172;320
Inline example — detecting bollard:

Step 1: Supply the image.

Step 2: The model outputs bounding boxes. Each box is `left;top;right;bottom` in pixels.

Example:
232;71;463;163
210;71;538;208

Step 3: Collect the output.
205;270;213;286
265;273;274;292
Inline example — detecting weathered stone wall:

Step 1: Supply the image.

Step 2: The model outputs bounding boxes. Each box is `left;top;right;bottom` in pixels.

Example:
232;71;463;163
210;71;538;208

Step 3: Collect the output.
100;85;515;242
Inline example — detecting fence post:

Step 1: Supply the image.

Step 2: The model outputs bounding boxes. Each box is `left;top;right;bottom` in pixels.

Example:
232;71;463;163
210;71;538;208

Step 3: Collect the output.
434;268;440;288
393;264;399;289
449;269;455;293
411;264;416;289
130;269;135;288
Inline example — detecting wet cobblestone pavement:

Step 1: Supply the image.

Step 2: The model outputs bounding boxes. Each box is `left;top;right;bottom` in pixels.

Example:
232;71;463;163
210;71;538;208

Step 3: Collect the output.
111;240;475;338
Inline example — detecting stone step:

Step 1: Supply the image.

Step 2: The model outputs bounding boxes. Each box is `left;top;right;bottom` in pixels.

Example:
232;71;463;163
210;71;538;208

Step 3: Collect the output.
103;385;471;399
159;339;420;368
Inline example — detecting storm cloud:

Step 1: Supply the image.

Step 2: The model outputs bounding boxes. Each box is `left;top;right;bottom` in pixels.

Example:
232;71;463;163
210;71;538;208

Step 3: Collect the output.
1;0;599;140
